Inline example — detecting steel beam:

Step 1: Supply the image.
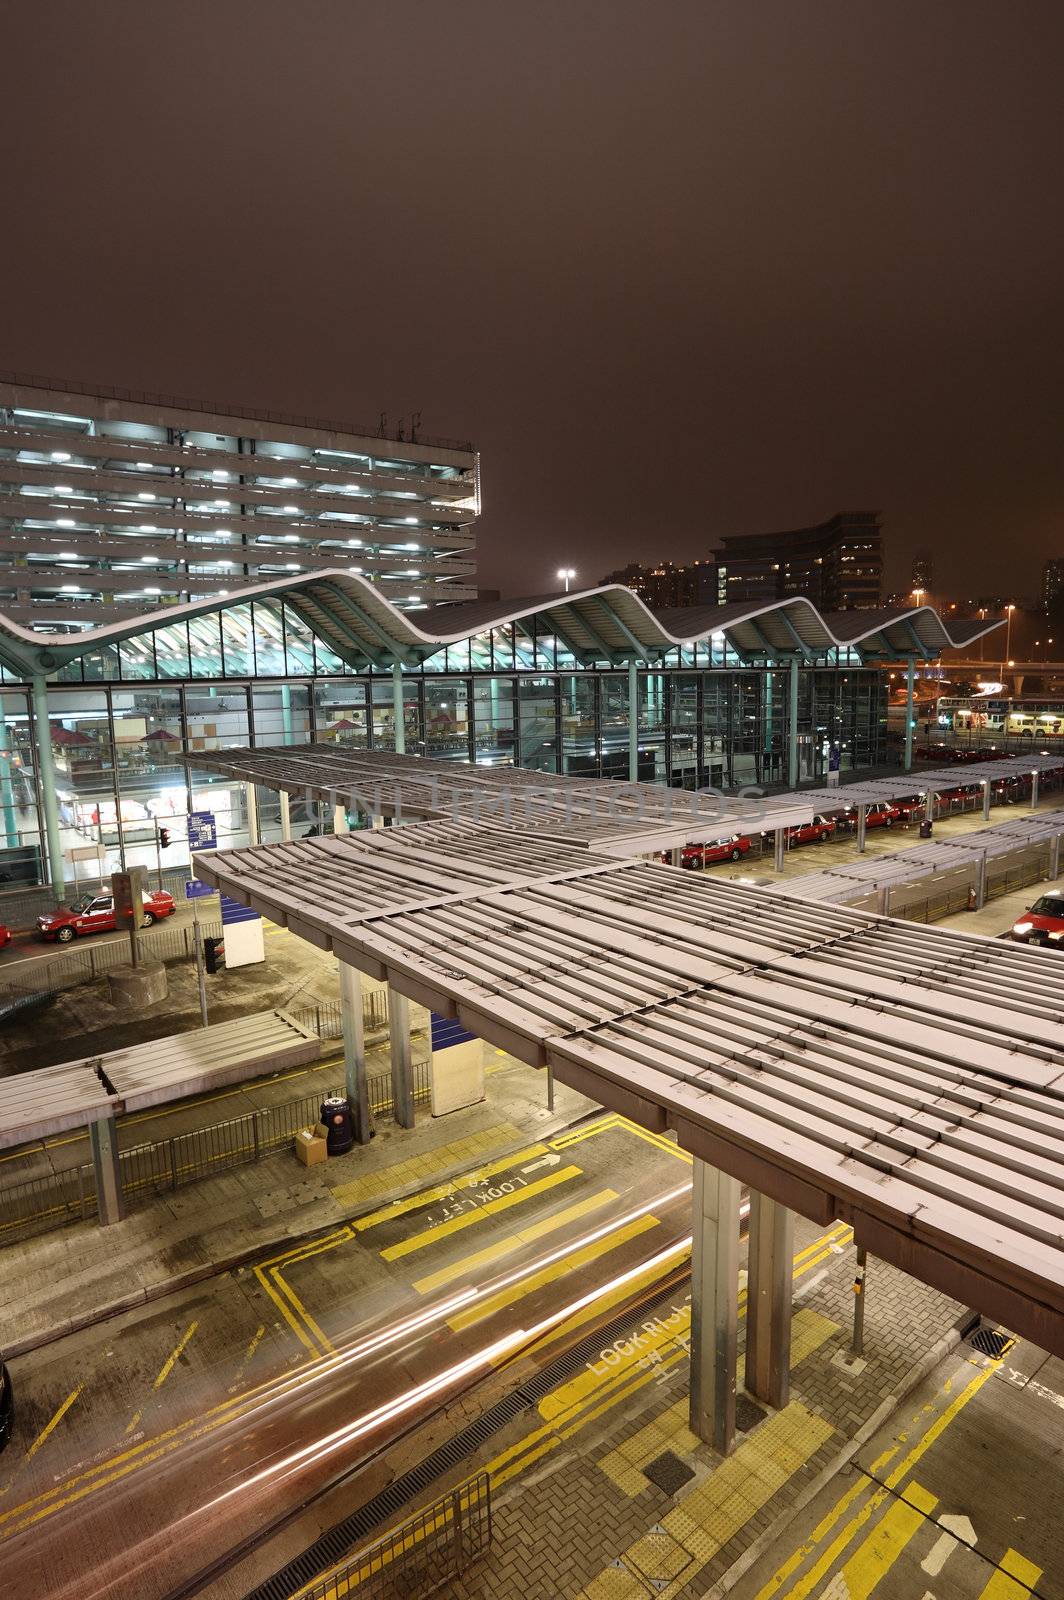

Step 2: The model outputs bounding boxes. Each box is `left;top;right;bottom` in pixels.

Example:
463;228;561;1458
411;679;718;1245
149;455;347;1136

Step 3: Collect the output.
89;1115;124;1226
31;674;65;898
1032;770;1040;811
982;778;992;820
745;1191;793;1411
690;1157;740;1454
904;658;915;772
773;825;786;873
280;790;291;841
856;803;867;853
246;780;260;846
628;658;639;783
787;658;799;789
975;850;988;910
340;962;371;1144
924;786;935;823
389;987;415;1127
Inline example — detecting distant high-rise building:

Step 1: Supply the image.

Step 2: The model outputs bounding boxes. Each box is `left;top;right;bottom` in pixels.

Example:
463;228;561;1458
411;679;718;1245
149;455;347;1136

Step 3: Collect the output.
1042;558;1064;616
911;550;934;594
599;559;718;609
713;512;882;610
0;372;480;627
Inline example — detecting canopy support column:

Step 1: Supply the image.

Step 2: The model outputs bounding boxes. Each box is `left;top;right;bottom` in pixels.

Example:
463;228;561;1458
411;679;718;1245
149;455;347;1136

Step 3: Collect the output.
773;825;786;873
904;657;915;772
280;791;291;841
0;700;19;849
246;781;260;846
1032;770;1040;811
982;778;992;820
333;802;349;834
975;850;988;910
392;661;406;755
628;659;639;783
856;803;867;853
339;962;371;1144
389;988;415;1128
924;786;935;824
89;1115;124;1227
31;674;65;899
745;1192;793;1412
690;1157;740;1455
787;658;799;789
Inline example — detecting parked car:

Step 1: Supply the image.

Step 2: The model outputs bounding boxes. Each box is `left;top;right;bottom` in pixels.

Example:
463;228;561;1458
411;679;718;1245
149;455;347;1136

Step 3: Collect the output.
842;801;901;830
0;1354;12;1450
679;834;751;868
36;889;176;943
0;923;10;950
786;814;836;846
1010;891;1064;947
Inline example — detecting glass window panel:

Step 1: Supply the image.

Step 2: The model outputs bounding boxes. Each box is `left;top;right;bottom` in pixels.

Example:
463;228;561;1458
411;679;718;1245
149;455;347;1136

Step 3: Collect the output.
469;632;492;671
472;676;514;764
491;626;514;670
424;680;470;761
187;614;224;677
152;621;191;680
444;637;470;672
282;604;316;675
118;636;156;680
519;676;558;773
220;603;255;677
0;688;40;885
252;600;287;675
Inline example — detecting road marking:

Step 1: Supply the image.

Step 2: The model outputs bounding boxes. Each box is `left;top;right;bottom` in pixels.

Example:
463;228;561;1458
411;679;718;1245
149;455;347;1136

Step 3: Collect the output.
153;1322;199;1391
256;1229;355;1356
828;1481;938;1600
754;1360;999;1600
977;1549;1043;1600
522;1153;561;1173
379;1167;582;1261
922;1513;976;1576
25;1387;83;1461
412;1188;620;1296
243;1324;267;1364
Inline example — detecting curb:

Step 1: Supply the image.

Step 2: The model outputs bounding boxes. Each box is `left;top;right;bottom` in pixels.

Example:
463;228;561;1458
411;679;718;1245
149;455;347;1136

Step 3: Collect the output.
5;1103;598;1360
710;1308;976;1598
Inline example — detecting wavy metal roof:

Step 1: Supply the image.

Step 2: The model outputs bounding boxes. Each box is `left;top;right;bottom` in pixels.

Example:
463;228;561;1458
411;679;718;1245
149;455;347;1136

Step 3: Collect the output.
0;569;1002;677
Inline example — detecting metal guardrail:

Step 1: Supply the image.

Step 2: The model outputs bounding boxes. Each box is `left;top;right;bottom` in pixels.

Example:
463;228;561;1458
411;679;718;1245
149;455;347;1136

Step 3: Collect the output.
0;1058;432;1248
889;851;1050;927
295;1474;492;1600
0;917;225;999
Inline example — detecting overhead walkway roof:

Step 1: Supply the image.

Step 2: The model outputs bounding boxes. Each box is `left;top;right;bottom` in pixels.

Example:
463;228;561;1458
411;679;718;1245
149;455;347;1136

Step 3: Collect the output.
0;569;1002;677
0;1011;318;1149
185;746;819;855
756;753;1064;820
195;823;1064;1355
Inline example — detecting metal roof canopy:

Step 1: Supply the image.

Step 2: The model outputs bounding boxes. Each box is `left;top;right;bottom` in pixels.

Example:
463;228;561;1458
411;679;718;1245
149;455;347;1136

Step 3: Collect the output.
196;829;1064;1355
769;808;1064;904
0;1011;319;1148
760;753;1064;818
185;746;821;854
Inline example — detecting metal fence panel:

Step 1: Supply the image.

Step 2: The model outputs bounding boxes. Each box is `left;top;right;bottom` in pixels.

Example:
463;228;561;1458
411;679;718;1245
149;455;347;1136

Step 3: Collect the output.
300;1475;492;1600
0;1163;96;1244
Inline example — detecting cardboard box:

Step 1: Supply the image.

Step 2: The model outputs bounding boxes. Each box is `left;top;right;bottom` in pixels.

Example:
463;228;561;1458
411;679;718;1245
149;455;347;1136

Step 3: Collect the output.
294;1126;328;1166
313;1122;330;1141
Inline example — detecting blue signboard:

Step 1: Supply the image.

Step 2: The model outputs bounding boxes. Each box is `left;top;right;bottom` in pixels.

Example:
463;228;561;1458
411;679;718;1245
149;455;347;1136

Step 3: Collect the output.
222;893;260;926
188;811;217;851
185;879;213;900
431;1013;477;1052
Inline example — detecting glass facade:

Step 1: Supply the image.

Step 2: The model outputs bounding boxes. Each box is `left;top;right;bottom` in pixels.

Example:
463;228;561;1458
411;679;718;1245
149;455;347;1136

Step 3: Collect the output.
0;660;888;890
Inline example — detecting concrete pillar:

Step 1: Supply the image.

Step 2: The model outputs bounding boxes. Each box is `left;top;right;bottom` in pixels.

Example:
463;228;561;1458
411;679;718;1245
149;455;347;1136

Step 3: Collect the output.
1032;770;1040;811
982;778;992;820
279;790;291;841
89;1115;124;1226
763;668;774;760
245;780;260;846
628;659;639;783
787;658;799;789
773;826;786;873
1050;832;1061;880
856;803;867;853
388;987;415;1128
975;851;988;909
904;657;915;772
924;787;935;823
876;884;890;916
689;1157;741;1454
333;802;349;834
339;962;371;1144
745;1191;794;1412
31;674;65;898
392;661;406;755
670;846;682;867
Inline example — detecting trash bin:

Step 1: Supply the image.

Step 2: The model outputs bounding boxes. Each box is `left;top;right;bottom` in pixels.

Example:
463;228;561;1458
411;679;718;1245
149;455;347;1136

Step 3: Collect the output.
918;819;933;839
319;1095;354;1155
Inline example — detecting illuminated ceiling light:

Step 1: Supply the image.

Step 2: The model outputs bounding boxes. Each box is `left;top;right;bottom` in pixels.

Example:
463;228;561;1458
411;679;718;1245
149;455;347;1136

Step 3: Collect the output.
348;566;363;574
405;541;420;550
139;523;157;532
136;461;152;469
213;499;231;508
285;562;301;570
137;492;156;501
58;551;78;559
282;504;300;514
61;584;80;592
140;554;156;562
57;518;75;528
218;588;229;596
404;516;418;524
280;476;297;486
143;586;161;594
212;469;229;480
50;450;71;462
55;485;74;494
217;559;232;566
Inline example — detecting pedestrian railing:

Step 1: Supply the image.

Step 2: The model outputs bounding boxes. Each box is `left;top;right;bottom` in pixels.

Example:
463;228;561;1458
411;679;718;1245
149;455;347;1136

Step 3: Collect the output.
296;1475;492;1600
0;1057;433;1248
0;917;224;1000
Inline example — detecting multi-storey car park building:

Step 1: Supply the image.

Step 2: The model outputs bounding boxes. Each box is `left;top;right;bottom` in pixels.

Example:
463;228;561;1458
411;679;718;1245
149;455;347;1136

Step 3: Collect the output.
0;571;994;896
0;373;480;627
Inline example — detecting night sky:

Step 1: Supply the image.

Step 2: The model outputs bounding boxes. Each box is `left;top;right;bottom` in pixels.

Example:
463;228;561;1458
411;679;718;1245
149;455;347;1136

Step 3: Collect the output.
5;2;1064;601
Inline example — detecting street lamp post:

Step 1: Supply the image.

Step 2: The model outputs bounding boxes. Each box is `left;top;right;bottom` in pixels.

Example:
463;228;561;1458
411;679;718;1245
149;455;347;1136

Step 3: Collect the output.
1004;604;1015;674
557;567;576;593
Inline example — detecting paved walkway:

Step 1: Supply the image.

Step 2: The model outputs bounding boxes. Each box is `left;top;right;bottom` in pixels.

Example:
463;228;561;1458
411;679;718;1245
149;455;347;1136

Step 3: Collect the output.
419;1224;968;1600
0;1048;595;1355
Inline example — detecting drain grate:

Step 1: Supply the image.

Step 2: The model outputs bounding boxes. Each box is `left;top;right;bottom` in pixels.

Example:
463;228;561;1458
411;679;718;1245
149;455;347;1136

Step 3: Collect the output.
735;1393;768;1432
966;1324;1014;1359
643;1450;695;1496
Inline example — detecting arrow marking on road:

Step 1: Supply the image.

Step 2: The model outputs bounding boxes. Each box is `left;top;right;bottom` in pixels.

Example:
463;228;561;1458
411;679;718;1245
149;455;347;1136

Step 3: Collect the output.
522;1154;561;1173
922;1516;976;1577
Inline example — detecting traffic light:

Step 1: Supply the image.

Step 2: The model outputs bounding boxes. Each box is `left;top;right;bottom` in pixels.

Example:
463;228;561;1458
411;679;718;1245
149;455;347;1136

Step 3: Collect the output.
159;827;171;848
204;936;225;973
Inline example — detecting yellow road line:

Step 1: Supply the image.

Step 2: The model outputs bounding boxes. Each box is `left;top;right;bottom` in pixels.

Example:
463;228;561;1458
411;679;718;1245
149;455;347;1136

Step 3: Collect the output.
243;1324;267;1364
25;1387;83;1462
153;1321;199;1390
256;1229;354;1356
833;1481;938;1600
978;1549;1044;1600
457;1214;661;1335
379;1167;582;1261
124;1410;142;1437
412;1188;620;1296
343;1140;552;1227
756;1360;1000;1600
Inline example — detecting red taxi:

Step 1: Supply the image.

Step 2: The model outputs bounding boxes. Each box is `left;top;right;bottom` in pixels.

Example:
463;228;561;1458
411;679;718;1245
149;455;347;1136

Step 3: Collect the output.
37;889;176;943
1010;891;1064;948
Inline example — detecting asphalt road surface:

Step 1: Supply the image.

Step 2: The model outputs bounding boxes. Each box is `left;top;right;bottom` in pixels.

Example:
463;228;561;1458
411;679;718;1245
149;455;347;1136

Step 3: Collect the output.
0;1113;693;1600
